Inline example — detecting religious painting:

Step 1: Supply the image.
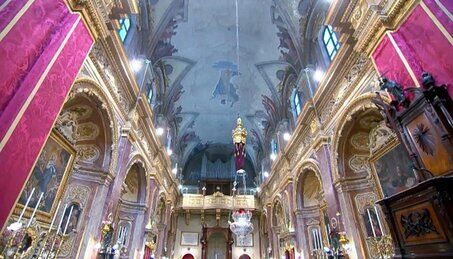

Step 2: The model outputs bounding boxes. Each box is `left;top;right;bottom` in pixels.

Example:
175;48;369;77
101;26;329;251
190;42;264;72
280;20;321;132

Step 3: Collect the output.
59;203;82;235
181;232;199;246
235;233;253;247
18;130;76;218
211;61;239;107
362;208;383;238
370;143;416;197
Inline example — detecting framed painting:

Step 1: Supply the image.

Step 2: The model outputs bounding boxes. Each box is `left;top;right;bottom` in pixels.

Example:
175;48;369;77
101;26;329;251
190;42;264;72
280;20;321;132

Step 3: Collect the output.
370;140;416;198
16;129;76;222
235;233;253;247
181;232;199;246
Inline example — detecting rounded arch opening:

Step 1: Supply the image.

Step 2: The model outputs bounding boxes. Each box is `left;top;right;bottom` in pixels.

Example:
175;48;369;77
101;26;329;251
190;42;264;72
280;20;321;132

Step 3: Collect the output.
295;166;324;210
121;163;148;204
56;85;115;172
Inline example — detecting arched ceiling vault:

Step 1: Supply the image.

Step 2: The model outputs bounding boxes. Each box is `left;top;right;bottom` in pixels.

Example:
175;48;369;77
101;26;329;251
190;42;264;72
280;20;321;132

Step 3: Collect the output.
139;0;329;178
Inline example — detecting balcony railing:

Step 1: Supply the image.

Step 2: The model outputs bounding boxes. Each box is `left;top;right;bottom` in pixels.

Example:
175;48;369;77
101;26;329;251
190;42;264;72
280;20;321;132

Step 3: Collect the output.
180;193;257;210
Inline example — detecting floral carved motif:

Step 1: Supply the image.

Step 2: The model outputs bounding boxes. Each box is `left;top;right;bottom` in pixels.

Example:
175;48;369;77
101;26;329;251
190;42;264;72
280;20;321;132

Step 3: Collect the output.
413;123;435;156
76;144;100;164
400;209;438;239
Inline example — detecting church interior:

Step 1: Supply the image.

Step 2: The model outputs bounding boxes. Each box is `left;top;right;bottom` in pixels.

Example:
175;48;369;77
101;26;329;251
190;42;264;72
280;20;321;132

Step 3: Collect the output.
0;0;452;258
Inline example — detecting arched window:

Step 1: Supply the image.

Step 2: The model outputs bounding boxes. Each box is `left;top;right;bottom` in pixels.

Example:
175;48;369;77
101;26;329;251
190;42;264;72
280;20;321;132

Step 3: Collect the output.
294;91;302;117
271;138;278;156
118;17;131;42
322;25;340;60
146;79;153;104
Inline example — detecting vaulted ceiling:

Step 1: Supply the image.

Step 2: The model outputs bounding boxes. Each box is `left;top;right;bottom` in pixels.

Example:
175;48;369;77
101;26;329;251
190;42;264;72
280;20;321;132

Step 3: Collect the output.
142;0;329;178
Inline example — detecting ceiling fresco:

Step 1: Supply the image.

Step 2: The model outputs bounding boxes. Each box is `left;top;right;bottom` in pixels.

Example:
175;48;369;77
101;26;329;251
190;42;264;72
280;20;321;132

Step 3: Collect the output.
144;0;327;177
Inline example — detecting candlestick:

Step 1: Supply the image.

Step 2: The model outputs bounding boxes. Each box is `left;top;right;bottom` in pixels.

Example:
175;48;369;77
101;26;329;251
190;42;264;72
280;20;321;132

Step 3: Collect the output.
366;208;377;238
56;204;68;234
374;206;384;235
49;200;61;231
27;192;43;228
63;205;74;235
18;187;35;223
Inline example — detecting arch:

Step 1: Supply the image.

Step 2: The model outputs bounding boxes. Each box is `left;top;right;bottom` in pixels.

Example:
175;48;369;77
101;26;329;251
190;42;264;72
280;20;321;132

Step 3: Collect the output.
182;254;194;259
66;78;119;173
293;159;323;210
272;197;286;228
121;162;148;204
239;254;251;259
330;92;390;183
125;153;151;198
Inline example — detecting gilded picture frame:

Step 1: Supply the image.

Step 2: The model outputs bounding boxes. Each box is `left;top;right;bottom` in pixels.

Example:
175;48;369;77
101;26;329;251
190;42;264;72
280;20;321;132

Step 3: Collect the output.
369;138;416;198
14;129;76;223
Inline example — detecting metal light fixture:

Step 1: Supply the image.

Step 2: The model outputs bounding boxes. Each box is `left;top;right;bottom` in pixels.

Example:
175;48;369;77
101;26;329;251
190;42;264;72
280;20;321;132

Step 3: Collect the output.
229;118;254;237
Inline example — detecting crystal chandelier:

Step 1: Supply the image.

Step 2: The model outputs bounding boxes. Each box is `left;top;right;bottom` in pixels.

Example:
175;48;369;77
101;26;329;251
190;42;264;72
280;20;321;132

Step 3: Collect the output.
230;209;254;236
229;118;254;237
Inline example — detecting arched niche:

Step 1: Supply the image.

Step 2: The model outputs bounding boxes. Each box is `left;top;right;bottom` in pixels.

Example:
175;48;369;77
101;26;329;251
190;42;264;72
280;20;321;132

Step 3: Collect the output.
336;108;383;179
121;163;148;204
331;94;410;258
294;166;327;257
272;199;287;229
55;82;116;172
295;168;324;210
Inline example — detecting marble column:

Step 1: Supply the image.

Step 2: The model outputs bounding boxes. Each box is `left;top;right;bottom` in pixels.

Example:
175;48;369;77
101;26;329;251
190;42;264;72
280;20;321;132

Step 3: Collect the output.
155;201;172;257
77;171;114;259
315;144;344;230
103;130;133;220
294;210;309;259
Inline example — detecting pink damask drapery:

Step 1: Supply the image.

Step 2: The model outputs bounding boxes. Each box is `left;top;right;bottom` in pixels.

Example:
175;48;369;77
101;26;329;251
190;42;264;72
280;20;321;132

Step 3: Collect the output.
0;0;93;229
372;0;452;98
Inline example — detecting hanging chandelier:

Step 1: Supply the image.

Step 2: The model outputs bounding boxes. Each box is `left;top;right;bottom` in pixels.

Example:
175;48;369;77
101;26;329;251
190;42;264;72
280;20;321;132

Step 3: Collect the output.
230;209;253;236
229;118;254;237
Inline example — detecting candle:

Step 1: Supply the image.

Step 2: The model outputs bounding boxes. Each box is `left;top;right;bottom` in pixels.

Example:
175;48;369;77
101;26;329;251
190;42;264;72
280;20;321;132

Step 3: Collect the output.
27;192;43;228
18;188;35;222
374;206;384;235
119;226;124;243
56;204;68;234
123;228;128;244
366;208;377;238
312;229;317;250
315;229;321;250
63;205;74;235
49;200;61;231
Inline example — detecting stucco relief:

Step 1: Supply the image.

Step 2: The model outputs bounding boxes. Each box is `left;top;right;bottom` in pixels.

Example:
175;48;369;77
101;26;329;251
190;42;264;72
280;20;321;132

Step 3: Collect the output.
349;154;371;173
55;104;93;143
76;144;101;164
369;121;396;154
350;132;371;151
359;114;381;129
354;192;378;213
75;122;100;141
